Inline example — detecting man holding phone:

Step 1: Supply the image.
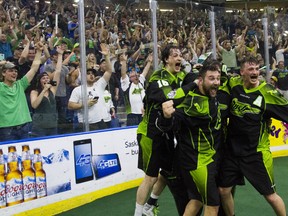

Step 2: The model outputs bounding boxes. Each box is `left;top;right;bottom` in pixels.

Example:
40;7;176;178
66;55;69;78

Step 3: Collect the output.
68;43;113;131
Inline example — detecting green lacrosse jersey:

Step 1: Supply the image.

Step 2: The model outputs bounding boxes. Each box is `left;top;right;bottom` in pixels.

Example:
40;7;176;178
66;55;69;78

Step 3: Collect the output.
137;68;194;139
173;88;222;170
227;76;288;156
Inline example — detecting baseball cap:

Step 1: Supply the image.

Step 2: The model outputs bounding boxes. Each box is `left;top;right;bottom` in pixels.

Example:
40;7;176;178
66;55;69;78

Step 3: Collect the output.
86;68;97;76
16;46;24;50
99;58;106;64
64;50;72;54
3;62;17;70
49;49;57;56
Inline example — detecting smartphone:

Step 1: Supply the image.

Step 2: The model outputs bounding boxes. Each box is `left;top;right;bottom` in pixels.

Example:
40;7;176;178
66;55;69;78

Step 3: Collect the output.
73;139;94;184
91;153;121;180
0;54;4;61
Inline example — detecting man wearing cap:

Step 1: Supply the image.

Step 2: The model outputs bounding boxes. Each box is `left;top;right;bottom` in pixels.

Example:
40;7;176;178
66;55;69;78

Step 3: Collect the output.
0;42;43;142
68;43;113;131
216;38;243;69
6;46;24;69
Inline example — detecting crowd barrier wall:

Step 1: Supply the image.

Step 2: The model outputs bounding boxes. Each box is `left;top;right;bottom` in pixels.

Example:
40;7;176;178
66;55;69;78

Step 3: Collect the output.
0;120;287;215
0;127;142;215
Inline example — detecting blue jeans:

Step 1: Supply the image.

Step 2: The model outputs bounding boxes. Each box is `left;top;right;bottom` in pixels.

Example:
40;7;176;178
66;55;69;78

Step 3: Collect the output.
0;123;30;142
127;114;142;126
31;126;58;137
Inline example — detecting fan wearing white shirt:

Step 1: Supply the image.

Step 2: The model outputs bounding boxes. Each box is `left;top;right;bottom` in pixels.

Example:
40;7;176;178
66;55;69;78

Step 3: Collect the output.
120;53;153;126
68;43;112;131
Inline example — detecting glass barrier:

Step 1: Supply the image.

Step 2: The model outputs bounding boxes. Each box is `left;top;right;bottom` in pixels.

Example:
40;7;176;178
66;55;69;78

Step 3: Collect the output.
0;0;288;144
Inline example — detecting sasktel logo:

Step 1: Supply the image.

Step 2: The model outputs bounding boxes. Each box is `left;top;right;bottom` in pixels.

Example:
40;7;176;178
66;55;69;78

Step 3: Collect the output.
97;159;118;170
76;154;91;166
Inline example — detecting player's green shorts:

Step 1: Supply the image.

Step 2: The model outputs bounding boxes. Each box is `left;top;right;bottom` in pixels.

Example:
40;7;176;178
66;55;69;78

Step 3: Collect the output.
137;133;175;177
182;161;220;206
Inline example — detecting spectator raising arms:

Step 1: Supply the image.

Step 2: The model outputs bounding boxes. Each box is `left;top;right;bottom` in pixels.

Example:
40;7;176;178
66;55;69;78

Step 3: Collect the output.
0;42;43;141
68;43;113;131
120;52;152;126
30;46;64;137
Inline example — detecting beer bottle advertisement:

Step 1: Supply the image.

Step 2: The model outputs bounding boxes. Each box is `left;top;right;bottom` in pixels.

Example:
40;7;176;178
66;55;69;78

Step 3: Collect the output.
21;145;37;201
0;149;6;208
6;146;24;206
0;128;147;215
33;148;47;198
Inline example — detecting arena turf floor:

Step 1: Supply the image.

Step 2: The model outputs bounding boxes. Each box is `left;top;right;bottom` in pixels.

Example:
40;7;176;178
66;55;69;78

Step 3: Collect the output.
58;156;288;216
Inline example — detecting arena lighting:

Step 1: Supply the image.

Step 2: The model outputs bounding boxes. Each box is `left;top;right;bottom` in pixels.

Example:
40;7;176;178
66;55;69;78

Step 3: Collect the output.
226;10;233;13
160;9;173;12
135;7;172;12
44;1;50;4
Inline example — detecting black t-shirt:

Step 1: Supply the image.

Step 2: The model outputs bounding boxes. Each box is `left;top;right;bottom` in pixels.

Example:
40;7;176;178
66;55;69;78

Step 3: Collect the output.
272;69;288;90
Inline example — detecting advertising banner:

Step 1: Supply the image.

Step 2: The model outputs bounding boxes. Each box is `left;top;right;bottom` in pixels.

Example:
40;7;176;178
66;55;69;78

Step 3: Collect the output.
0;128;143;215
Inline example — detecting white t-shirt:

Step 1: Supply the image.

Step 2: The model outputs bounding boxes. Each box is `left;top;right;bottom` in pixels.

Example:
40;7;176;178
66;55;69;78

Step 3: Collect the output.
275;49;285;64
120;74;145;114
103;90;114;122
69;77;110;123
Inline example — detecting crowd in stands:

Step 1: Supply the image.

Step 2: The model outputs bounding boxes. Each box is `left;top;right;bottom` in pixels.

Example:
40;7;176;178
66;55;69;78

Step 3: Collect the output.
0;0;288;142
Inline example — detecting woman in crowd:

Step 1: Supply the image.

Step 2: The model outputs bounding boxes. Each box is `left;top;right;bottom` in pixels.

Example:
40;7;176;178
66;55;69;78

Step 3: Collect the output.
30;46;64;136
86;52;99;70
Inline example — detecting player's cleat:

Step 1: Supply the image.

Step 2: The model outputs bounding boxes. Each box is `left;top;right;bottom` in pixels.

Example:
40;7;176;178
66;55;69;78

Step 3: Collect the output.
142;203;159;216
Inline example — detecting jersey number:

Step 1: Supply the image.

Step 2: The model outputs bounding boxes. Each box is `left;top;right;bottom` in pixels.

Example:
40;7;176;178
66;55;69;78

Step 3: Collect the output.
157;80;169;88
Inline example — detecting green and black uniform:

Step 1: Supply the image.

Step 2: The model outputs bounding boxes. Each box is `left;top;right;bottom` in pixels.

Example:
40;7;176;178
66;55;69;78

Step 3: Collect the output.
158;87;222;206
137;67;194;177
219;76;288;195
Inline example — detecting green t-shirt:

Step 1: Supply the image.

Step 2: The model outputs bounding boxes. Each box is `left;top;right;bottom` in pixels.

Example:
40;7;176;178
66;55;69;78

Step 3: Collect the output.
221;49;238;68
0;77;31;127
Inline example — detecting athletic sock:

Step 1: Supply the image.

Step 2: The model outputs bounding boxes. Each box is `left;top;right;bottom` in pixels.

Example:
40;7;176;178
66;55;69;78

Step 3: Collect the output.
134;203;144;216
147;193;159;206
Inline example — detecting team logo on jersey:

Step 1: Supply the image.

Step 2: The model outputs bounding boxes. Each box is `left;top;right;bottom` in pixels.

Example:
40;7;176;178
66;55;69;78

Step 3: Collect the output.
194;103;201;111
267;89;280;95
167;90;176;98
231;98;261;117
253;96;263;107
219;103;228;111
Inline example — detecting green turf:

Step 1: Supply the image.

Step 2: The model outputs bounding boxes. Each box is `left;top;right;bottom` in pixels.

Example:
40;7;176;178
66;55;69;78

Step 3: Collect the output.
57;156;288;216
